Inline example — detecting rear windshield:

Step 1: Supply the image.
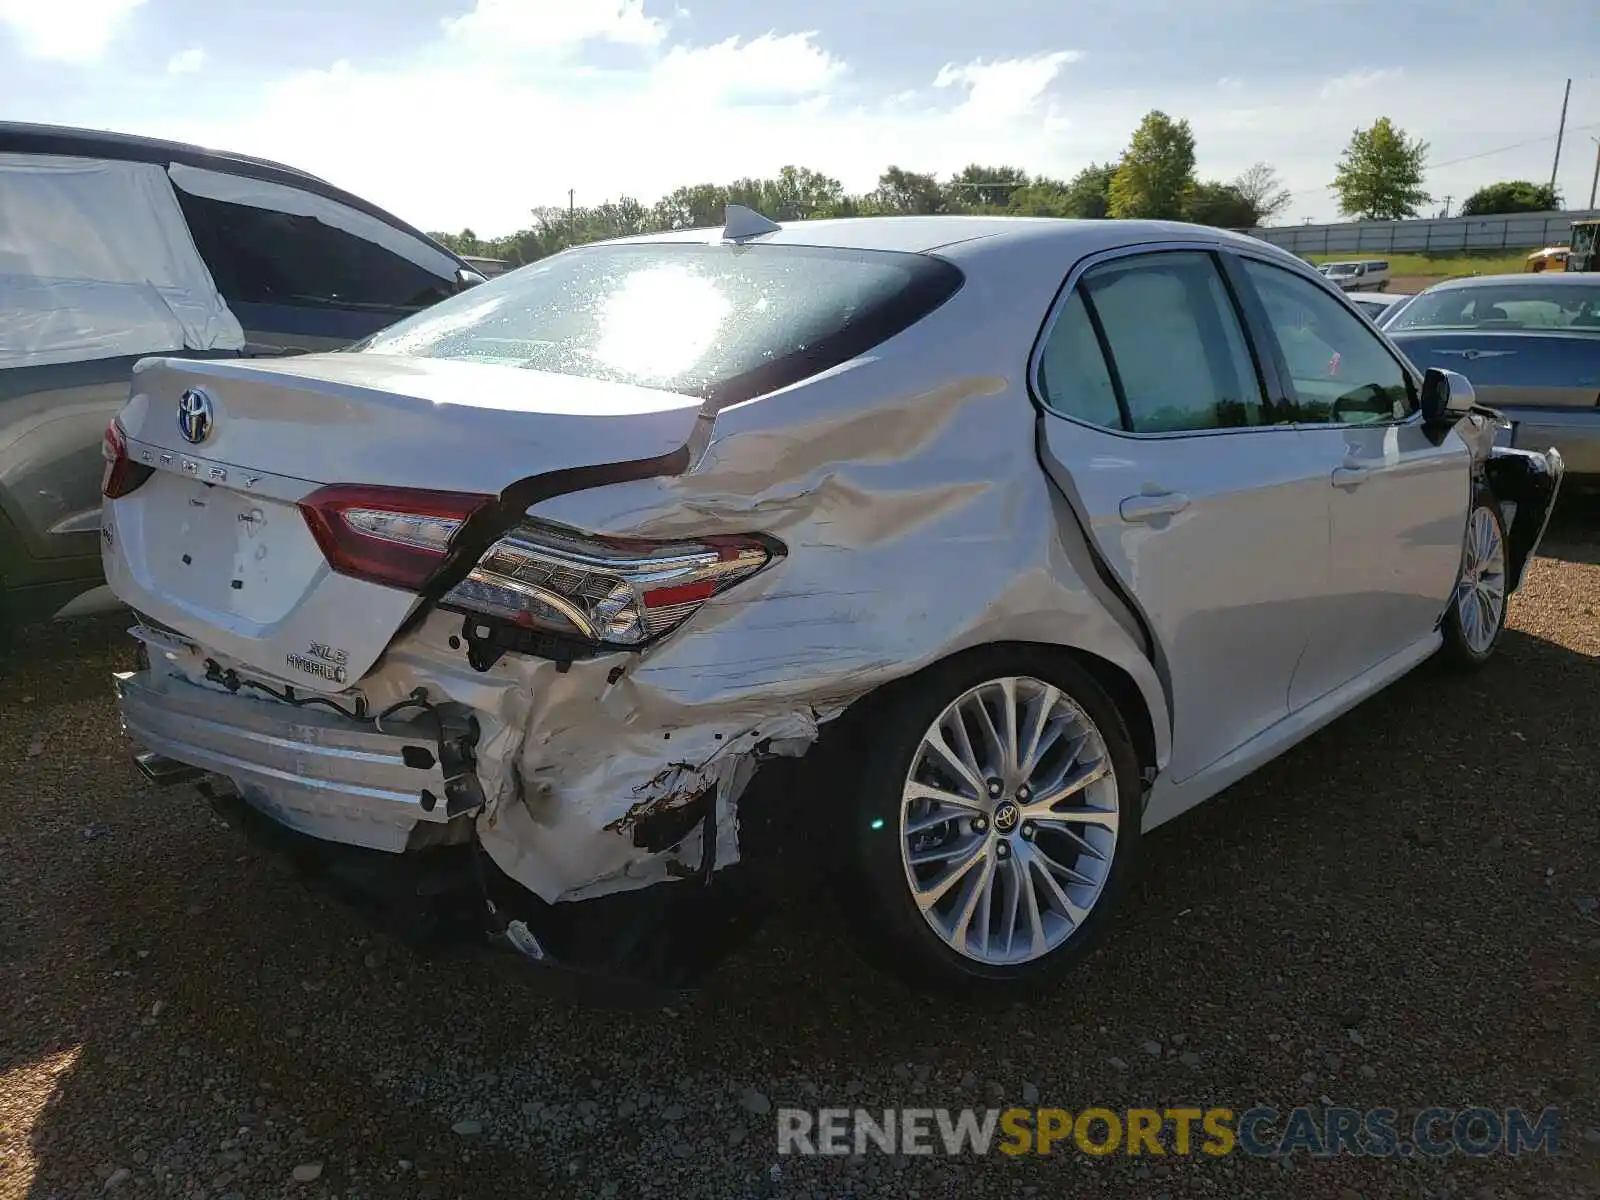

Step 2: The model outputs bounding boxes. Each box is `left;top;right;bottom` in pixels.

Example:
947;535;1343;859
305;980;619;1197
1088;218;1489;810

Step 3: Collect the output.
356;242;964;404
1385;283;1600;332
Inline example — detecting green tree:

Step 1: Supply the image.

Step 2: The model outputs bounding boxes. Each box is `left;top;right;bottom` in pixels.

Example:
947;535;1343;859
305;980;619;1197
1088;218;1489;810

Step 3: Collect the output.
652;183;729;230
1108;111;1196;219
1231;162;1293;225
1458;180;1562;216
1004;163;1118;218
866;166;950;215
943;164;1030;211
1330;117;1431;220
1005;178;1074;217
1183;181;1257;229
763;165;848;220
429;228;484;256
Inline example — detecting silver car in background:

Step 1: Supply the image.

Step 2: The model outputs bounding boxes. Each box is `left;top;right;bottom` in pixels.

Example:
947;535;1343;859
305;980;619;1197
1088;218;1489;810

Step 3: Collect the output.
1351;291;1413;323
103;213;1564;997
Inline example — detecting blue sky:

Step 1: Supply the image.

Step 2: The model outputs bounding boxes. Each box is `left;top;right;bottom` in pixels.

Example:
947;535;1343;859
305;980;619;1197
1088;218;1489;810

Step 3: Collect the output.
2;0;1597;236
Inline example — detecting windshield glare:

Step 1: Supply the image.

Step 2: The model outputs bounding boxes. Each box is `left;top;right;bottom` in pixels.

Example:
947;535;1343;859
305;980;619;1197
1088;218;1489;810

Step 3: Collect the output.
356;241;963;403
1384;284;1600;332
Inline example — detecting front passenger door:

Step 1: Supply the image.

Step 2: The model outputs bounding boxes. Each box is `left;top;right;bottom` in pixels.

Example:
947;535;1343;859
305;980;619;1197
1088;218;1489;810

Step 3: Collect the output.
1033;249;1333;783
1233;256;1471;708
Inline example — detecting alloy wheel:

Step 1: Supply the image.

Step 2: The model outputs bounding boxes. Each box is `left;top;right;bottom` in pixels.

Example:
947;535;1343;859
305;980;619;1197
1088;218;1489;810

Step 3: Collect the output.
1456;506;1506;656
898;676;1120;966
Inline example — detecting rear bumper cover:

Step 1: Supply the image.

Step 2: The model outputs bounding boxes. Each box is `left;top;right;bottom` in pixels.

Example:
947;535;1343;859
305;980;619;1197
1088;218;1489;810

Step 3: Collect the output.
113;663;812;989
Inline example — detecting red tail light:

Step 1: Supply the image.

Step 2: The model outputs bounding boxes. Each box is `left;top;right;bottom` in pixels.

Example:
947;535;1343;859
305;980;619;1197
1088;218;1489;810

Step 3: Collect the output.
441;521;777;646
298;484;493;591
101;420;153;499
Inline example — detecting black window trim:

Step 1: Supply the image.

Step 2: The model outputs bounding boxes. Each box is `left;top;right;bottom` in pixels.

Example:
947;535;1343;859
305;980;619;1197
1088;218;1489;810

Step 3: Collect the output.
1027;240;1298;441
1075;287;1135;432
1223;248;1424;429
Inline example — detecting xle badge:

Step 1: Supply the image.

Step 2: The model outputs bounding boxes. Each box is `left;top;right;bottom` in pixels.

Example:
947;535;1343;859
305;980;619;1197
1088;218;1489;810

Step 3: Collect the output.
285;641;350;685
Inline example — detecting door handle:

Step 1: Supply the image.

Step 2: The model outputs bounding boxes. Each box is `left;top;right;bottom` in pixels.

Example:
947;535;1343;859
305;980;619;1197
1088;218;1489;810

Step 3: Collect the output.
1119;490;1191;523
1331;464;1369;490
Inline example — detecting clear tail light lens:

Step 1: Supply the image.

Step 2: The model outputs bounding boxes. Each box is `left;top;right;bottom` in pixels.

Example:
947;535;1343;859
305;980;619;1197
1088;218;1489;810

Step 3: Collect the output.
101;419;153;499
298;484;493;591
442;521;775;646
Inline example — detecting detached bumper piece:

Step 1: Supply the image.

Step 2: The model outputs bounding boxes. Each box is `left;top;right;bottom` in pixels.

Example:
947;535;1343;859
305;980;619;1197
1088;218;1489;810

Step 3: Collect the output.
1485;445;1566;593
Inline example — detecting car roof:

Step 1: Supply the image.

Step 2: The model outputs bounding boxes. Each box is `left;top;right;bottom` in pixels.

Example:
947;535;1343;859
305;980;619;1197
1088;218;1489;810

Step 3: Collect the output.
599;214;1296;262
0;121;465;265
1421;272;1600;292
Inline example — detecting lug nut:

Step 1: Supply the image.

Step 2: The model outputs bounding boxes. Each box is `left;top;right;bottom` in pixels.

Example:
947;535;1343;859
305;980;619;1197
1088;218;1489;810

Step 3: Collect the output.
1016;784;1031;802
1021;822;1035;841
995;841;1011;860
971;816;988;834
986;779;1003;797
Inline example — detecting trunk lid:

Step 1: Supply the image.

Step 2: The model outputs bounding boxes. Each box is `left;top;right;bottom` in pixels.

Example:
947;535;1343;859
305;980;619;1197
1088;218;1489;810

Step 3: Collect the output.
105;353;706;689
1387;330;1600;411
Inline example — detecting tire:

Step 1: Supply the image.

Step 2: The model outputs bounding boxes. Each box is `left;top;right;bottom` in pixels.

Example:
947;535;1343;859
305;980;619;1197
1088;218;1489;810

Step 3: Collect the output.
1439;494;1509;669
846;646;1143;996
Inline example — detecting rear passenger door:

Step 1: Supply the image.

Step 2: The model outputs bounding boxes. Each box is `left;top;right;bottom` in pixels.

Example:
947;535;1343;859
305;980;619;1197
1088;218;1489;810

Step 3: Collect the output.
1033;247;1333;783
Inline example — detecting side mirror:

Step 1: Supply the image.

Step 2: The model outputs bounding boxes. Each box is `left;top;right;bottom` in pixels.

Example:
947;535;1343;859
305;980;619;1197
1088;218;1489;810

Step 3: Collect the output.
1419;367;1476;424
455;267;487;292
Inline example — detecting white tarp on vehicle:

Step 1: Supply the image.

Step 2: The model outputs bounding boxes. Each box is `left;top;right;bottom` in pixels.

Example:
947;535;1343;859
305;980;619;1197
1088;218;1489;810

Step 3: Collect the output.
0;153;244;370
166;163;459;279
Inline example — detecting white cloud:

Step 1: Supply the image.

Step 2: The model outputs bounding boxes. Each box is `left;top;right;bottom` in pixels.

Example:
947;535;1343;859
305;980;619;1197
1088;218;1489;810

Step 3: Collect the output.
143;39;1097;231
652;32;844;103
0;0;143;63
166;46;205;75
1216;76;1243;92
933;51;1080;123
74;0;1590;234
1319;67;1402;101
442;0;665;54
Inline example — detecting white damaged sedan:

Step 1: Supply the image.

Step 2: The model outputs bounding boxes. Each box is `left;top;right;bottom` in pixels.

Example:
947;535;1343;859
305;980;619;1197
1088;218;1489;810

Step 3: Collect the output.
104;209;1564;996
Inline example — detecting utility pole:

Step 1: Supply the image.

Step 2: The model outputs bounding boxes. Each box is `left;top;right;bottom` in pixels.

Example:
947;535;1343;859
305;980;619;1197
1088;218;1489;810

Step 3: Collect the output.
1550;77;1571;193
1440;195;1453;219
1589;137;1599;211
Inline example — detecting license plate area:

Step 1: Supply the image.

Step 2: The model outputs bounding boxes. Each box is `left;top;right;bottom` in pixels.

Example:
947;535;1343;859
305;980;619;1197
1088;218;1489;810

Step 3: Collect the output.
137;472;323;624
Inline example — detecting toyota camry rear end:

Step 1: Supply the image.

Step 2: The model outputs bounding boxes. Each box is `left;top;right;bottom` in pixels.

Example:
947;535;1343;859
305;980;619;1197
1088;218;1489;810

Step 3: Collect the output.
103;217;1166;995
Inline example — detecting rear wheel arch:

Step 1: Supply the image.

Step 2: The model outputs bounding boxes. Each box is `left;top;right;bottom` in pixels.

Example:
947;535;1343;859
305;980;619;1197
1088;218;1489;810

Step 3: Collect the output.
831;639;1159;783
828;639;1149;990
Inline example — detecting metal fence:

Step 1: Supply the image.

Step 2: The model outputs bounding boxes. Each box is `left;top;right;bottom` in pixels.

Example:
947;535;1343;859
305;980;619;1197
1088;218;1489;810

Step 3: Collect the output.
1246;210;1600;256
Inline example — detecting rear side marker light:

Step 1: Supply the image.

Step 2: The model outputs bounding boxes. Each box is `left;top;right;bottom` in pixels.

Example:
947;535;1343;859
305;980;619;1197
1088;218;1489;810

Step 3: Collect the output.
298;484;493;591
101;420;154;499
442;521;776;647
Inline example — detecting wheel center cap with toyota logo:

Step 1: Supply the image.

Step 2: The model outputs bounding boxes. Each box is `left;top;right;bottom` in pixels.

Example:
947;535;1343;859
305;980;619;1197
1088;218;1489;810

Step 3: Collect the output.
992;800;1021;834
177;388;214;445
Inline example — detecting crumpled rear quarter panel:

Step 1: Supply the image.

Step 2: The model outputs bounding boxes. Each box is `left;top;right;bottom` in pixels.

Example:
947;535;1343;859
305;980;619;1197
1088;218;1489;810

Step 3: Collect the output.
367;274;1172;906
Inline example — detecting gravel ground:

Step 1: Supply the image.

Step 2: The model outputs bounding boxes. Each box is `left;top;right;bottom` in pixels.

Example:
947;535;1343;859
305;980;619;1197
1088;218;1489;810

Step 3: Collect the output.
2;510;1597;1200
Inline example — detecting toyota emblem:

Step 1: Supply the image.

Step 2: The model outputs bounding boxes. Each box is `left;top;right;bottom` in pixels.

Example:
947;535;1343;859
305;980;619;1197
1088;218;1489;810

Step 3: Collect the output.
177;388;214;445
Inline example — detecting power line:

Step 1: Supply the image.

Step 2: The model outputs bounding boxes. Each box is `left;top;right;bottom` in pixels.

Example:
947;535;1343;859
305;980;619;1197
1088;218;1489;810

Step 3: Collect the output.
1263;120;1600;204
1422;121;1600;172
